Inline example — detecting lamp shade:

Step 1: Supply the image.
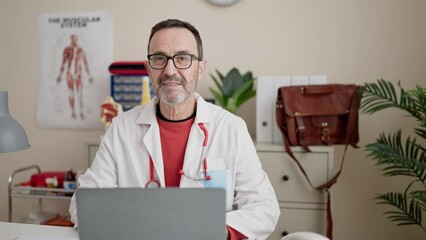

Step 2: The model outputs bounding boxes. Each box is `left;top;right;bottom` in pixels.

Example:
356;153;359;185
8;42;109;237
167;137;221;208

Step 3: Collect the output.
0;91;30;153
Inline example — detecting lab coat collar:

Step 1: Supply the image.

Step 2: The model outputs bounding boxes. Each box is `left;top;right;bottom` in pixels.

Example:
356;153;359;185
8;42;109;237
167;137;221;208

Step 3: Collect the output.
193;93;212;124
136;93;212;125
136;97;159;125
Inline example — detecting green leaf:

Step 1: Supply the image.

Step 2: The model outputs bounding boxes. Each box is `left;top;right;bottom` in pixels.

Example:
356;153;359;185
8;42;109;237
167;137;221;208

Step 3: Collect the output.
223;68;245;97
376;192;423;227
361;79;425;122
241;71;253;83
410;190;426;210
209;73;225;96
366;130;426;180
215;69;225;82
208;87;227;107
236;91;256;109
233;78;256;108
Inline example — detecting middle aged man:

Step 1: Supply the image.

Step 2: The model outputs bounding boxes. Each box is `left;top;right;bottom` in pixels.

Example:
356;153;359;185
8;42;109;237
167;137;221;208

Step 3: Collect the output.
70;19;280;240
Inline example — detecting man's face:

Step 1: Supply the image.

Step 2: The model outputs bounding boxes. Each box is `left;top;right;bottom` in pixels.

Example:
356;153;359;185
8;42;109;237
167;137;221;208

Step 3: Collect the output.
146;28;206;106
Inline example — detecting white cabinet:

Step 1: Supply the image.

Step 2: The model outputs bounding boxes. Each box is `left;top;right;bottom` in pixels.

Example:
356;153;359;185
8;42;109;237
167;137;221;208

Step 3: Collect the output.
256;143;333;240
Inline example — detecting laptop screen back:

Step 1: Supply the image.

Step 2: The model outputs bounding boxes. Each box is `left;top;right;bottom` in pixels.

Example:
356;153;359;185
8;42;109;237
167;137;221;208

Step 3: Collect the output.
75;188;226;240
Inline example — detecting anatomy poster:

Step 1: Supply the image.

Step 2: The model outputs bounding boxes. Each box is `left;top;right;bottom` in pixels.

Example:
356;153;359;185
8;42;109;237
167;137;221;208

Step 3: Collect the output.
36;11;113;129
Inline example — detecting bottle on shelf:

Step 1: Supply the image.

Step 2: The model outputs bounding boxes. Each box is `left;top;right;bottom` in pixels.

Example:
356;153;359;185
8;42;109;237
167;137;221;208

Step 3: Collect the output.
63;168;76;196
140;76;151;106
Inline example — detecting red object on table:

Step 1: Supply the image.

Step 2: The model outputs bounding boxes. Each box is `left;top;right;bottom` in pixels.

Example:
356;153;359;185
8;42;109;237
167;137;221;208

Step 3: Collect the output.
43;215;74;227
30;172;68;188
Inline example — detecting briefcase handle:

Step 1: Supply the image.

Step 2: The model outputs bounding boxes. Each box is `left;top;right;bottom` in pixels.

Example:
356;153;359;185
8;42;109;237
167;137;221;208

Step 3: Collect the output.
301;85;334;94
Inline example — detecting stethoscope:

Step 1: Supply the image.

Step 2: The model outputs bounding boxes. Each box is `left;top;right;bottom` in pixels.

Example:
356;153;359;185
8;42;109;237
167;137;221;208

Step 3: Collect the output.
145;123;212;188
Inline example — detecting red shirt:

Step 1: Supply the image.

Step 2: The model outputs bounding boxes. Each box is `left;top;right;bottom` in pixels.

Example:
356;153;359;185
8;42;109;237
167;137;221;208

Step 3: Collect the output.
157;116;194;187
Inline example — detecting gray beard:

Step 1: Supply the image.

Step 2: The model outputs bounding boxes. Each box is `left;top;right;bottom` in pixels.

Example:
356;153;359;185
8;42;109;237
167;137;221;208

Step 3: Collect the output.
157;89;187;106
155;75;196;106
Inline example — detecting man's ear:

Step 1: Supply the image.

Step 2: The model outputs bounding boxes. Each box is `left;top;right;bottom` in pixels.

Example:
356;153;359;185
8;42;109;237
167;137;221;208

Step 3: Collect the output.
144;61;151;76
198;59;207;81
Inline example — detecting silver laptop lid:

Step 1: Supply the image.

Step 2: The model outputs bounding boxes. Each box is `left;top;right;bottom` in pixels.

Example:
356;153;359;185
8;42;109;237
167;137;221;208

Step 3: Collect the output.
76;188;226;240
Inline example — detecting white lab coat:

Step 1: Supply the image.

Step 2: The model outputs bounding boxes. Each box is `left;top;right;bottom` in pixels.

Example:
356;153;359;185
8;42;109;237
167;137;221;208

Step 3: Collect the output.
69;93;280;239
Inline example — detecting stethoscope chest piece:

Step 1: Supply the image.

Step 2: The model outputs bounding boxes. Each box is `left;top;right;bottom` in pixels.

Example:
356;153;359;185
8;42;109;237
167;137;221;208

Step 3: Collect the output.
145;179;161;188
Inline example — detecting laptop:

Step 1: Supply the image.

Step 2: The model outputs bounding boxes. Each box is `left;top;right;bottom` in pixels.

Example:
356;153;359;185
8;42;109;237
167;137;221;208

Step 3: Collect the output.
75;188;226;240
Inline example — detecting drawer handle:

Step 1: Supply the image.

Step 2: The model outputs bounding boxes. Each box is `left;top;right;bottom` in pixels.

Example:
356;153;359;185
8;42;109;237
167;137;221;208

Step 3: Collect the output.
282;231;289;236
282;175;289;181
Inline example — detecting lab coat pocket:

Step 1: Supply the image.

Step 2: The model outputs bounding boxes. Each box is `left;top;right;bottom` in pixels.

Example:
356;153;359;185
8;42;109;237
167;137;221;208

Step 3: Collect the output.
202;169;228;190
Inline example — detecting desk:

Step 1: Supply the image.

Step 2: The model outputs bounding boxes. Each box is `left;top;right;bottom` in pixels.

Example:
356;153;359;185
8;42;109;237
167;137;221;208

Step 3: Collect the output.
0;222;79;239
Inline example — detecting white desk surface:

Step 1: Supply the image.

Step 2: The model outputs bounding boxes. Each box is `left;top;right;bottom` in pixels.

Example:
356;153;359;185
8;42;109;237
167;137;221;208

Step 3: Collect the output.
0;222;79;239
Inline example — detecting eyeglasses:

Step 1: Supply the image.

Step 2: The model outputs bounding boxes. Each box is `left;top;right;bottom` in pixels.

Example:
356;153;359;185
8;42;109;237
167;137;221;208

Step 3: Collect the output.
147;54;201;70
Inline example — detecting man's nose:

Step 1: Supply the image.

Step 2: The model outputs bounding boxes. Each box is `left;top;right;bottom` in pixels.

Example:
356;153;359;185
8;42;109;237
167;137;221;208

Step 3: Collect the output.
163;58;179;74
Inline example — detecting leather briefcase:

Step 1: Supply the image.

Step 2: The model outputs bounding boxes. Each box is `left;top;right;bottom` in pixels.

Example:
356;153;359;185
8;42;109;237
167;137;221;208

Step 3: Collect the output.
276;84;361;150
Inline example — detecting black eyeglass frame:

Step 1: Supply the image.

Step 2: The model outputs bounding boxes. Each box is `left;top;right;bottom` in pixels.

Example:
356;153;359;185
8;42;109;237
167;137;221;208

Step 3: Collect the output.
147;54;202;70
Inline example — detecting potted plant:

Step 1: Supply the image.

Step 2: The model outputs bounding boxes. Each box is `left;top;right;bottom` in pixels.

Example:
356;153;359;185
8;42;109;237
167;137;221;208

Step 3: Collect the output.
208;67;256;114
361;79;426;232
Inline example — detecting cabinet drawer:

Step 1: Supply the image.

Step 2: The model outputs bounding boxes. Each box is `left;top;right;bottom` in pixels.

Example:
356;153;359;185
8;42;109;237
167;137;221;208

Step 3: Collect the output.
258;151;330;203
267;207;327;240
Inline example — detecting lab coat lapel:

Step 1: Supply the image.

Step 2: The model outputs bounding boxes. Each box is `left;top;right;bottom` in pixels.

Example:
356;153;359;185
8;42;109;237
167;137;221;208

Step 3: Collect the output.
139;98;166;187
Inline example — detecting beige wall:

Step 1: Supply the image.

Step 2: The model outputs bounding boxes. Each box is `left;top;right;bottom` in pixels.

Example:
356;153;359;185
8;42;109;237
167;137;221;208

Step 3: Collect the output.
1;0;425;239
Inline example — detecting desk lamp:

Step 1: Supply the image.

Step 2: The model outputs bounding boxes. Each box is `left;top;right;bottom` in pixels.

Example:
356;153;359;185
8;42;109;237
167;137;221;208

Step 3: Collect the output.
0;91;30;153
